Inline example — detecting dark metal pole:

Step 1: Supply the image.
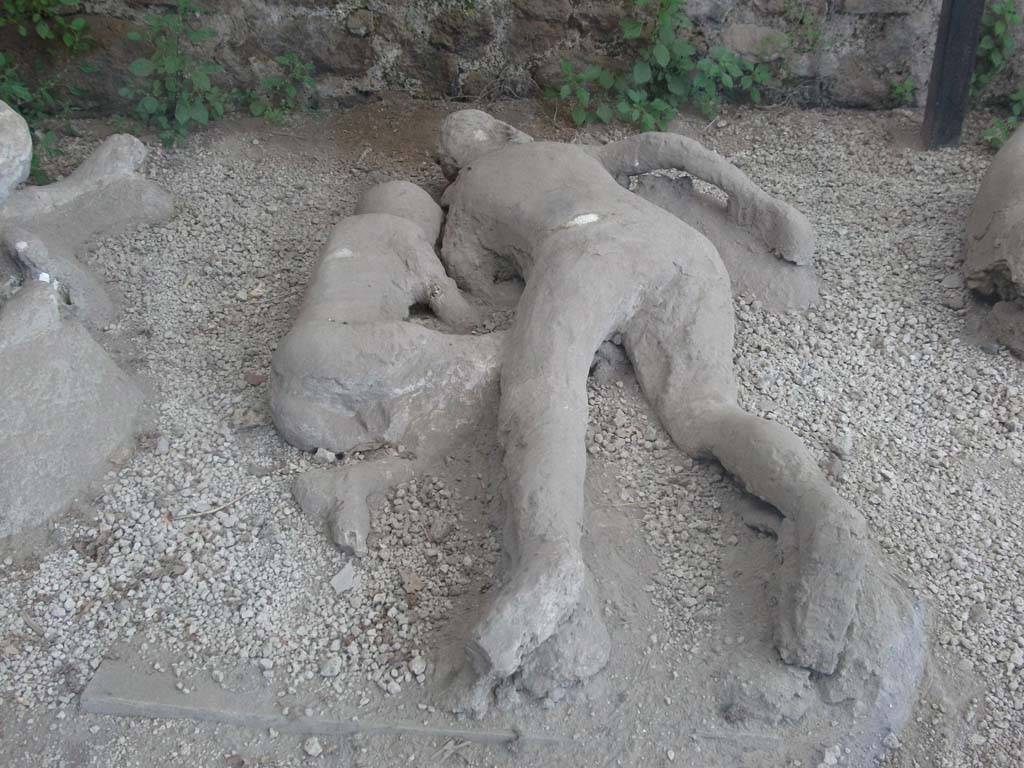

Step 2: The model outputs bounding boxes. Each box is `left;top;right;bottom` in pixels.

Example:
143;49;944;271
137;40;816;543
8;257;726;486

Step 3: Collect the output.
921;0;987;148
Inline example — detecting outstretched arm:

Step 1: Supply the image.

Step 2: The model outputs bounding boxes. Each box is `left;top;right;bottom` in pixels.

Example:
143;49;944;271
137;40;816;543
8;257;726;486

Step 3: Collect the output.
597;133;815;266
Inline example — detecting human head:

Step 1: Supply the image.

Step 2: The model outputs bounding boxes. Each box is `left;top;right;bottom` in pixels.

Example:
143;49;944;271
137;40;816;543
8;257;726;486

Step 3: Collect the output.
435;109;533;181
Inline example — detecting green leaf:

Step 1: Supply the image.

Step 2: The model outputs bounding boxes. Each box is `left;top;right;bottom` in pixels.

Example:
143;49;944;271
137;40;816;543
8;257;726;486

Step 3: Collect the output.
633;61;652;85
175;98;191;124
571;105;588;125
581;64;603;81
672;39;695;58
126;30;141;41
71;17;86;31
721;73;734;88
598;69;614;89
139;95;159;114
652;43;670;68
559;83;571;99
35;20;52;39
250;100;266;117
191;101;209;124
576;87;590;107
192;71;211;91
130;58;155;77
620;18;644;39
595;103;612;123
667;75;687;95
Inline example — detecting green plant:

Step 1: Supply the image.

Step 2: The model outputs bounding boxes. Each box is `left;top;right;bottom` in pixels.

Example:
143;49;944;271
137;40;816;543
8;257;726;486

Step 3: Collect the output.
0;0;89;52
889;77;915;106
782;0;823;53
118;0;226;146
552;0;772;130
241;52;315;123
982;89;1024;147
0;52;63;182
973;0;1021;94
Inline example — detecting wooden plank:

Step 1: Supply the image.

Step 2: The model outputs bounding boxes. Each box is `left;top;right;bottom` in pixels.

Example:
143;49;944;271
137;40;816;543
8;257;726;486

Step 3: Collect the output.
81;655;568;747
922;0;987;148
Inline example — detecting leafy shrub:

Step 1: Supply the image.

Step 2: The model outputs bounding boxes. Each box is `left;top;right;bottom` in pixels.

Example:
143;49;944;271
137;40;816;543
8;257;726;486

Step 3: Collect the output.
889;77;915;107
0;52;67;181
553;0;772;130
239;52;315;123
973;0;1021;94
118;0;226;146
0;0;89;52
782;0;823;53
983;89;1024;148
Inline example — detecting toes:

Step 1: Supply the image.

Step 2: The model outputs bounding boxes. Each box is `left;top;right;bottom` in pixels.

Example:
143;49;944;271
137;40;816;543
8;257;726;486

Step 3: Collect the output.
469;550;585;678
519;574;610;700
816;565;926;725
774;518;868;673
432;651;497;719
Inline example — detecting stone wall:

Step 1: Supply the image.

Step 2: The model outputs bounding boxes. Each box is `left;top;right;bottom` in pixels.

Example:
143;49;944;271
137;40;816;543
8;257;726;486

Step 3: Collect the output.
0;0;961;111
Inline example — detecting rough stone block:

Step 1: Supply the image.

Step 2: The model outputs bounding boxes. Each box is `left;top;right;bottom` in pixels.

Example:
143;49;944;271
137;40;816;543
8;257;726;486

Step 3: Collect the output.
722;24;790;62
0;284;142;540
0;101;31;204
966;123;1024;300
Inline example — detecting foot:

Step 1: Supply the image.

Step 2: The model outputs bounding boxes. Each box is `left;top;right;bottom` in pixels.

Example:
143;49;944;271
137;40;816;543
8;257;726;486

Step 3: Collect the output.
816;562;925;724
518;573;610;700
466;543;586;679
773;505;869;674
433;657;498;720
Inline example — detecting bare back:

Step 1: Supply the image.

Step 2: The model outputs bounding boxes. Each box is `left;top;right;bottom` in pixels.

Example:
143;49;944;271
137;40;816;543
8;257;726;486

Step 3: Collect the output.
445;141;724;286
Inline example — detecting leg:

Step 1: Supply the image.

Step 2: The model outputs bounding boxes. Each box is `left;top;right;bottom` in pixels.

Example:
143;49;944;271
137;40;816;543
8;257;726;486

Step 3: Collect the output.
625;271;867;675
467;250;632;681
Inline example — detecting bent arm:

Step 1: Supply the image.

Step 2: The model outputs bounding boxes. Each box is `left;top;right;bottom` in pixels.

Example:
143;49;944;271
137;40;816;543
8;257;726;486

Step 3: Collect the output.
598;133;815;266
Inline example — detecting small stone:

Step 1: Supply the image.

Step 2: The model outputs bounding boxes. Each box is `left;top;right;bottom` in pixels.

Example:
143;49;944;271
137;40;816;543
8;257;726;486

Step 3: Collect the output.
941;293;967;310
829;431;854;460
346;9;373;37
320;656;343;678
330;562;360;594
828;455;846;481
244;372;266;387
303;736;323;757
400;569;424;594
313;448;336;464
155;436;170;455
386;680;401;695
409;656;427;676
940;272;964;289
428;515;452;543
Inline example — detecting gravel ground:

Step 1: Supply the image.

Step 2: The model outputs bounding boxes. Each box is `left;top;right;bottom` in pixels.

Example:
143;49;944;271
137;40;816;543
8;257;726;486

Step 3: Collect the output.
0;98;1022;767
